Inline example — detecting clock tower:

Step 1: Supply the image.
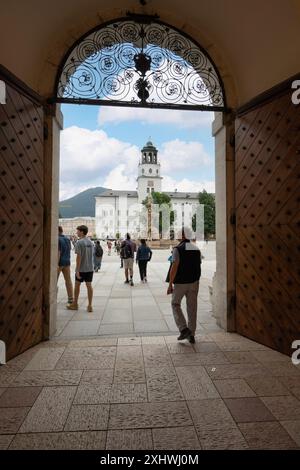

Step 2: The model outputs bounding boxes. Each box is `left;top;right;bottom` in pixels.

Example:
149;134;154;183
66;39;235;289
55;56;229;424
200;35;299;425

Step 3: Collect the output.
137;140;162;203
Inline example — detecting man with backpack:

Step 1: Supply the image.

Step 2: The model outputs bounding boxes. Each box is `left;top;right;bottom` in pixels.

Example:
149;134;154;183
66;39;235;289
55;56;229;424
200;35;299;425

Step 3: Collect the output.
94;240;103;272
120;233;136;286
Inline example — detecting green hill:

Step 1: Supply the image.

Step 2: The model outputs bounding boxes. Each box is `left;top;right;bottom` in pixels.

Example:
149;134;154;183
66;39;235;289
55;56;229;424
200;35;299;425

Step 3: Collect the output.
59;187;108;218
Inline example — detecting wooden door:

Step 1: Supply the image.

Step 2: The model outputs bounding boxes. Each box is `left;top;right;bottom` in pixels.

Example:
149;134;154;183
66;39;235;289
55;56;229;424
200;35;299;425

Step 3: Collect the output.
0;81;44;361
235;88;300;355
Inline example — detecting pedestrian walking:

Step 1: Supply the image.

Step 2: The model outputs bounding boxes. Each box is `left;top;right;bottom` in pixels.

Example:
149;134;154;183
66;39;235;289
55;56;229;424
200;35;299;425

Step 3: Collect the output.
94;240;103;272
120;233;136;286
67;225;94;312
136;239;152;283
167;226;202;344
57;226;73;305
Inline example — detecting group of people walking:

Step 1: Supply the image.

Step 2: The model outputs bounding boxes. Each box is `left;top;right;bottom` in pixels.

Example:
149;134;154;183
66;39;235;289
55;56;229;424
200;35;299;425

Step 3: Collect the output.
57;225;201;344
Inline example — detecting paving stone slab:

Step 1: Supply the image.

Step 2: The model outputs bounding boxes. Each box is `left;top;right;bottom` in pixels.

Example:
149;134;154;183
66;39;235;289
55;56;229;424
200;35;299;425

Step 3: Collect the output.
19;386;77;433
9;431;107;450
11;370;83;387
0;387;42;407
213;379;256;398
106;429;153;450
152;426;201;450
224;397;276;423
176;366;219;400
64;404;110;431
239;421;299;449
109;402;192;429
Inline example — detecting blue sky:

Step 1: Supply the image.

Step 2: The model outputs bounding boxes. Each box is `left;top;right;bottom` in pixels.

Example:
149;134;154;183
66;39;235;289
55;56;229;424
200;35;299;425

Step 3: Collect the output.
60;103;215;200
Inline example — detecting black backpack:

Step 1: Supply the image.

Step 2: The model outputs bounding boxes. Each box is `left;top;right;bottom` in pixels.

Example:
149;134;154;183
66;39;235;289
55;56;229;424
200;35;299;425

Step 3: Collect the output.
95;245;103;257
121;242;132;259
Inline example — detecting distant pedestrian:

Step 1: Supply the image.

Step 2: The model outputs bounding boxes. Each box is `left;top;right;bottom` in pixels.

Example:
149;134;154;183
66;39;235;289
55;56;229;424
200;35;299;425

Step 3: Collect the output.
121;233;136;286
136;239;152;283
167;226;202;344
107;240;112;256
94;240;103;272
57;226;73;305
67;225;94;312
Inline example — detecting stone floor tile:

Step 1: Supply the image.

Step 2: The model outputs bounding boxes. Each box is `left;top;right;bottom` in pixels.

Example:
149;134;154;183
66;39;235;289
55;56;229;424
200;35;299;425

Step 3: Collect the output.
109;402;192;429
73;385;111;404
71;311;105;321
262;362;300;377
114;367;145;384
245;376;290;396
0;435;14;450
80;369;114;386
251;350;290;363
276;376;300;398
106;429;153;450
166;342;195;354
9;431;106;450
0;387;42;407
280;420;300;446
213;379;256;398
61;321;101;337
142;345;172;368
197;424;249;450
239;421;298;449
109;383;148;403
152;426;201;450
146;367;184;402
206;363;269;380
216;341;269;352
0;388;7;397
11;370;83;387
68;338;117;347
176;366;219;400
4;348;38;372
19;386;76;433
0;370;20;387
260;396;300;420
55;347;116;370
134;320;169;333
187;399;235;427
24;348;65;370
224;397;276;423
193;342;221;353
64;404;110;431
224;351;260;364
98;323;134;335
141;336;166;345
117;337;142;346
171;352;229;366
0;407;30;433
102;309;132;324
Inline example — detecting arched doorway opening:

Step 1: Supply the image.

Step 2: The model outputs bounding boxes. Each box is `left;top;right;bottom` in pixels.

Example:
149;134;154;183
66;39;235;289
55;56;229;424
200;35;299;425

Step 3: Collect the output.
50;14;232;340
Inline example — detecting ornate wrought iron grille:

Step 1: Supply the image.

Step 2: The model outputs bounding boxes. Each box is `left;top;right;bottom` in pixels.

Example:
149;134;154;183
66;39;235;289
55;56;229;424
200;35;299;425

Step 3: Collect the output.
55;17;225;111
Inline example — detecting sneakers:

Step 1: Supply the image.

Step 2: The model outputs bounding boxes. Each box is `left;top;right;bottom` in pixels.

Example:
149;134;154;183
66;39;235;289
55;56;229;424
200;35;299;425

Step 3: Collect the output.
188;335;195;344
124;279;129;284
130;279;134;286
67;303;78;310
144;277;147;283
87;306;93;312
177;327;191;341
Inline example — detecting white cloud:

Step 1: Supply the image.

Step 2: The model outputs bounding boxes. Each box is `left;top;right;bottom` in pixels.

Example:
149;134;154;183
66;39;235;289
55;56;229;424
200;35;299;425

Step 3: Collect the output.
59;126;214;199
103;164;137;190
162;175;215;193
98;107;213;129
159;139;212;173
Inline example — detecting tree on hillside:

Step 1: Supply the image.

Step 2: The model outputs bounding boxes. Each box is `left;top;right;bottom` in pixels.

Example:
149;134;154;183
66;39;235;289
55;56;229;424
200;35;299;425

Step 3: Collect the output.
192;190;215;238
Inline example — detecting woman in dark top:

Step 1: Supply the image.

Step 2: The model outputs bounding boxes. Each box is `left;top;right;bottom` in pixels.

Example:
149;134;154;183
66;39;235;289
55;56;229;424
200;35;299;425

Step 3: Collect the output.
136;239;152;283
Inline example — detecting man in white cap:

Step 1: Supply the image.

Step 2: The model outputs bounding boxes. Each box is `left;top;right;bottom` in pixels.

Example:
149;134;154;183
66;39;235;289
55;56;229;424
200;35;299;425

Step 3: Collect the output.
167;226;201;343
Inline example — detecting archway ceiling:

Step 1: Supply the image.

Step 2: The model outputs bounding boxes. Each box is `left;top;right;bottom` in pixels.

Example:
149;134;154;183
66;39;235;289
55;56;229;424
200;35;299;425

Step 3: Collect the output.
0;0;299;107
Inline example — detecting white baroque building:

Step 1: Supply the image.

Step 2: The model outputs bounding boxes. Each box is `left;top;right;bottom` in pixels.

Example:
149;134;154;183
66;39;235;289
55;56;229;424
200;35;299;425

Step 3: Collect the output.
95;141;200;239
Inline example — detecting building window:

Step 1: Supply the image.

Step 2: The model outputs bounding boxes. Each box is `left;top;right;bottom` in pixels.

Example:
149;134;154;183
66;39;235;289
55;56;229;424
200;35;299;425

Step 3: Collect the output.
142;169;144;174
151;187;154;193
149;168;152;174
147;188;150;193
156;169;158;174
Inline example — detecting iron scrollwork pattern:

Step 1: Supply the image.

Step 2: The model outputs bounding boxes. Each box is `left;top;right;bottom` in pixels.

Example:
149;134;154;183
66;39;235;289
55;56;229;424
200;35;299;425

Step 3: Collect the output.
57;20;225;110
